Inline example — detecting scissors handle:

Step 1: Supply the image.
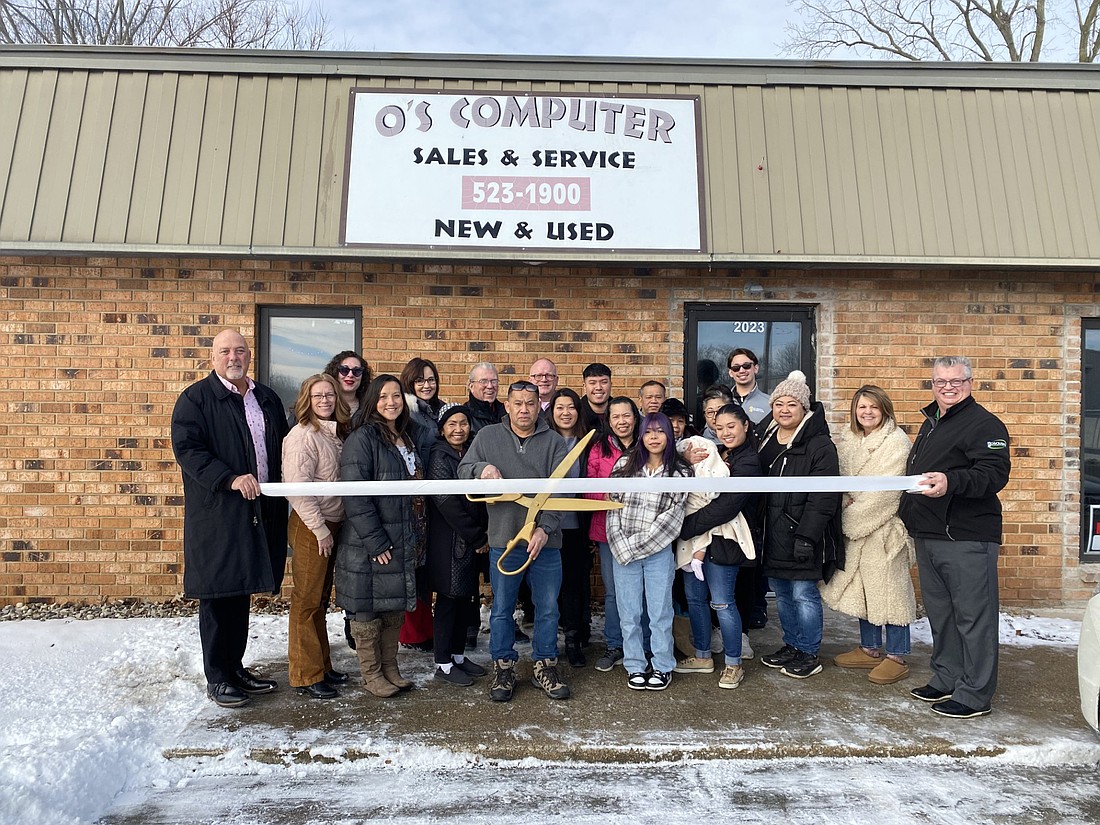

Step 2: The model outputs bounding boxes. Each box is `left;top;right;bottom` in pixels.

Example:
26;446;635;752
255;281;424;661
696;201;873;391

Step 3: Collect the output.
496;522;537;577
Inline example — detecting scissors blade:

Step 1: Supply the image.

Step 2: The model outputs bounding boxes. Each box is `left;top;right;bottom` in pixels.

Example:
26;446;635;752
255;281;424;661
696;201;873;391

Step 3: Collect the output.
524;428;596;515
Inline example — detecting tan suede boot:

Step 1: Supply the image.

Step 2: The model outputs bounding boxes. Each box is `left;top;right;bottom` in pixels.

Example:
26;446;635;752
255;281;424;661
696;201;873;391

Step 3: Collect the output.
350;619;399;698
380;612;413;691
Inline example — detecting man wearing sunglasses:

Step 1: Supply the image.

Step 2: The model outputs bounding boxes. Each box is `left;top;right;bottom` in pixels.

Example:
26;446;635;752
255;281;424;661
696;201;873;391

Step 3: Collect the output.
726;347;770;424
900;356;1010;720
466;362;505;434
459;380;572;703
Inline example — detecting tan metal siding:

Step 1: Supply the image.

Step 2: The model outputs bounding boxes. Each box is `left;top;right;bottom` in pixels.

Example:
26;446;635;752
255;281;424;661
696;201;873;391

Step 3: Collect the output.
2;53;1100;266
1;69;54;242
64;71;116;243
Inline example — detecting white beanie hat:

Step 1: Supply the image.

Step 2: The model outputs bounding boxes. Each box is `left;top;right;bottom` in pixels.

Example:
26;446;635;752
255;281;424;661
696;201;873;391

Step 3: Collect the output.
769;370;811;410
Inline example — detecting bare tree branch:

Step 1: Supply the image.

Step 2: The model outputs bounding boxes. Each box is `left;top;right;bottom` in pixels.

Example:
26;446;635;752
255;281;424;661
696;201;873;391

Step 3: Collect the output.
785;0;1095;61
0;0;332;47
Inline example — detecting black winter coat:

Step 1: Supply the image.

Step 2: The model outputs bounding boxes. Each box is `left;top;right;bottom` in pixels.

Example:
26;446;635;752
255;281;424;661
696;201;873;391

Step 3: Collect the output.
466;395;505;434
679;439;763;567
757;402;843;582
899;395;1011;543
170;371;289;599
335;420;431;615
426;439;489;598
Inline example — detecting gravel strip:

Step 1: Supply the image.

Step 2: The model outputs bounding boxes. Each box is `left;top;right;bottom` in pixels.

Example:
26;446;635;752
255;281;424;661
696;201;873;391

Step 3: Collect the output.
0;596;291;622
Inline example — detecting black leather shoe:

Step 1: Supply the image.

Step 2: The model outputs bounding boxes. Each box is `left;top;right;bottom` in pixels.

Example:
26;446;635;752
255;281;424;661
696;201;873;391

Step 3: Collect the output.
207;681;250;708
297;681;339;699
232;668;277;695
324;669;349;685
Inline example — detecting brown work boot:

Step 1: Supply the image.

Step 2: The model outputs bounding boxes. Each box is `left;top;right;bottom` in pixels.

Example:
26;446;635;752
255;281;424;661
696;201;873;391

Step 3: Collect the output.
350;619;399;698
380;613;414;691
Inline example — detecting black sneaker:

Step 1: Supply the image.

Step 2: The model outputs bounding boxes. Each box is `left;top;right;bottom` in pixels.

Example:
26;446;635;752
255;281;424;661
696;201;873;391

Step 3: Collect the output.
646;670;673;691
489;659;517;702
434;666;475;687
594;648;624;672
565;643;587;668
930;699;992;719
627;671;649;690
761;645;799;669
780;652;823;679
910;684;953;703
531;658;571;700
453;658;488;678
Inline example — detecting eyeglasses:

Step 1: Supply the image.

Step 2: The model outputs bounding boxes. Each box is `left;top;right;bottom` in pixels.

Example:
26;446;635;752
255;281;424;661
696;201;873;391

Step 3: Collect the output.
729;362;756;371
508;380;539;393
530;373;557;382
414;377;437;386
310;392;336;401
337;365;364;377
472;378;500;387
932;378;971;389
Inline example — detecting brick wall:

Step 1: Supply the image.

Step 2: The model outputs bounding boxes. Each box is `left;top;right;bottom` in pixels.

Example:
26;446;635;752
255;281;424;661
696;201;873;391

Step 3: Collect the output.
1;255;1097;605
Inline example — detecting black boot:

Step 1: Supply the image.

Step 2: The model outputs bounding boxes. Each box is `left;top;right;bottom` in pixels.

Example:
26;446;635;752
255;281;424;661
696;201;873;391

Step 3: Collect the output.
344;614;356;650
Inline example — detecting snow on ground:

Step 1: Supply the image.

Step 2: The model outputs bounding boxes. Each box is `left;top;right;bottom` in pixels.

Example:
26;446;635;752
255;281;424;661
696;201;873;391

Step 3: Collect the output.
0;612;1096;825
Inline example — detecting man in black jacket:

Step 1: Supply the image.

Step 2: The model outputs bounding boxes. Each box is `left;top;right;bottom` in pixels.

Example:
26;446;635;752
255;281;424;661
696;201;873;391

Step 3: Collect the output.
900;356;1010;719
171;329;289;708
466;362;505;434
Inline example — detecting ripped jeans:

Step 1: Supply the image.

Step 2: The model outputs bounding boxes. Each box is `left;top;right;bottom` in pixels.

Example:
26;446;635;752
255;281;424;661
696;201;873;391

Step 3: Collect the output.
682;559;743;665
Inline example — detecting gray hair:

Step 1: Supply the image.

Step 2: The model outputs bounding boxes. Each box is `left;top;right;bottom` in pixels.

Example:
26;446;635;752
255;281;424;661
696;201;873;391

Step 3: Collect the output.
468;361;498;382
932;356;972;380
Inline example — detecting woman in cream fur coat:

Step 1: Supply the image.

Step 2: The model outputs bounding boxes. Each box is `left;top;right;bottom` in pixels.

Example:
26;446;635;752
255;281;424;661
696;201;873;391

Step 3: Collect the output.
819;385;916;685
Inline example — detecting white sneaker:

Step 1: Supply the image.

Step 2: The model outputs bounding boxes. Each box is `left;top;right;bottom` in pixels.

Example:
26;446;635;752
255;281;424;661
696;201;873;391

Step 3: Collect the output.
711;627;724;654
741;633;754;660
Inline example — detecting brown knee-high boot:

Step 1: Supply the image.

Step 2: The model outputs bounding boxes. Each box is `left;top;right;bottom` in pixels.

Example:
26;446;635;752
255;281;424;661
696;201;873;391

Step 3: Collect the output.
350;618;399;698
380;612;413;691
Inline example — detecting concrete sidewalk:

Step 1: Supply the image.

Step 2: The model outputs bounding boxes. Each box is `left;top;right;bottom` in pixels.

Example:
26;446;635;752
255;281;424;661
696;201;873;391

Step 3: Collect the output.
163;609;1096;765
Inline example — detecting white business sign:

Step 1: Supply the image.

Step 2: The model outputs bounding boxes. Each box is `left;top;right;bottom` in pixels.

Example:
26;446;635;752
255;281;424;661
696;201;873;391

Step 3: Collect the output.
342;91;704;252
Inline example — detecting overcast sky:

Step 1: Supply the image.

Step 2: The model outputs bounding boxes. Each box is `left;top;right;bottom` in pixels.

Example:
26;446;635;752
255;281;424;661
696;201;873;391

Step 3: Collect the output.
325;1;794;60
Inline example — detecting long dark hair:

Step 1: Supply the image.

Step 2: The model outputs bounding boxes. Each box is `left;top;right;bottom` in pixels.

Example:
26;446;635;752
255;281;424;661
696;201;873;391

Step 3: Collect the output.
356;374;411;443
324;350;373;404
549;388;585;440
614;413;692;479
594;396;641;457
714;402;754;450
400;356;443;414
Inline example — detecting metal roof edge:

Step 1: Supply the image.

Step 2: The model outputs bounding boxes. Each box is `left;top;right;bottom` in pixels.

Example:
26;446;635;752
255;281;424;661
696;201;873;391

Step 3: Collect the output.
2;241;1096;271
0;45;1097;91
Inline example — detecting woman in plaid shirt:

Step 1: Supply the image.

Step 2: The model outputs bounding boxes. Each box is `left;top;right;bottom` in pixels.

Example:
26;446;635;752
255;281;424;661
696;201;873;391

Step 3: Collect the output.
607;412;693;691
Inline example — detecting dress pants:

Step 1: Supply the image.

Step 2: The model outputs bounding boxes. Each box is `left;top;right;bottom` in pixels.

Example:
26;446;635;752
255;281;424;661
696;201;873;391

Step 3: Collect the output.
198;594;251;685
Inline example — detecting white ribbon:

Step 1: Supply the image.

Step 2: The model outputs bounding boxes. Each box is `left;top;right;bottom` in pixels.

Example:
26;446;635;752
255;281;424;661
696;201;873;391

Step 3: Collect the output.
261;475;928;497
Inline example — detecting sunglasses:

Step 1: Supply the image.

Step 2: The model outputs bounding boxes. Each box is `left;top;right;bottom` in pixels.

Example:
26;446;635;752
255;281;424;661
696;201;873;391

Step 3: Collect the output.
337;365;365;377
729;362;756;371
508;380;539;393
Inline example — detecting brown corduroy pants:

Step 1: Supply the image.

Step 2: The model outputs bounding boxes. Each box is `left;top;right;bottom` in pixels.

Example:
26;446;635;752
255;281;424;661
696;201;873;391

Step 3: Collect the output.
288;511;341;687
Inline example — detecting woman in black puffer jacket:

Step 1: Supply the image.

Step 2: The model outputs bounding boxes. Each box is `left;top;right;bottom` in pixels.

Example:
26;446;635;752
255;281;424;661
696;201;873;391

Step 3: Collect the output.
756;371;841;681
426;404;490;687
336;375;431;697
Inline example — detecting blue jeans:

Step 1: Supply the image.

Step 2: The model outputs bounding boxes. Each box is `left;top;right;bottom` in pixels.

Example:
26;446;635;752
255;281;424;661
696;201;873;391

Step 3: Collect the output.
489;545;562;662
769;577;823;656
598;541;649;652
683;561;743;665
859;619;911;657
613;546;676;674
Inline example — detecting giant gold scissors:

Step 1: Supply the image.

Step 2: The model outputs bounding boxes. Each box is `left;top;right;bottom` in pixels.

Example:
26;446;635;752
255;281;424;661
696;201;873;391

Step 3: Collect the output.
468;429;622;576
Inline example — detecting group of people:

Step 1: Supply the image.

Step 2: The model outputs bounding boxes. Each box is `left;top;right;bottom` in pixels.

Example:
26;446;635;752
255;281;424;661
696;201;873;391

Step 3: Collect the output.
172;331;1009;721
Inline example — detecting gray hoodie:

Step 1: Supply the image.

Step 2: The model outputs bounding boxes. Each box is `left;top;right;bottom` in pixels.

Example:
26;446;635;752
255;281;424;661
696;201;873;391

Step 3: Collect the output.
457;416;570;549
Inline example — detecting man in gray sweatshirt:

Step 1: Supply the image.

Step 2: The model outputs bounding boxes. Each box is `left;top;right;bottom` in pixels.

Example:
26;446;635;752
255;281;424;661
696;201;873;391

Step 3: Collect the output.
458;380;572;702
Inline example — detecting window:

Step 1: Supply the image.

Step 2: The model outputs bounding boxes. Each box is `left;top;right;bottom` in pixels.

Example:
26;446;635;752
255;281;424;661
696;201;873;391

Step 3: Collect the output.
684;303;816;428
1083;319;1100;559
258;307;362;415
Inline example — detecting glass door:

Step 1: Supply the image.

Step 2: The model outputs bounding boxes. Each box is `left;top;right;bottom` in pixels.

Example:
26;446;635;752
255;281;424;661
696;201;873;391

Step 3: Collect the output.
684;303;816;429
